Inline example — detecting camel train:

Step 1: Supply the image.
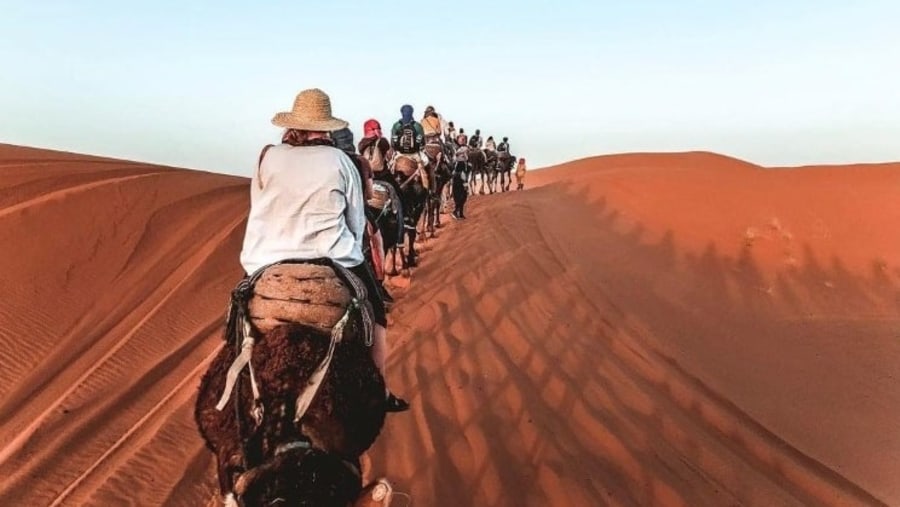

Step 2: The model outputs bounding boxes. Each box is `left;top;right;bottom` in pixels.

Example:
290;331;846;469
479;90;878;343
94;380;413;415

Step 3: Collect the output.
195;92;520;506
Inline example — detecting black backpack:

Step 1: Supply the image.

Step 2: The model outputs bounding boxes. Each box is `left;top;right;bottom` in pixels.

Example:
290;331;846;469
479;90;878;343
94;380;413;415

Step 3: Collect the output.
398;123;417;153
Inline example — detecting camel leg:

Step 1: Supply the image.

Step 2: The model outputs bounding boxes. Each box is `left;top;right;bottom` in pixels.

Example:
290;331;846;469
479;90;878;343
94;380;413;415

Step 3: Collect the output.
406;225;418;268
215;452;240;506
387;245;400;276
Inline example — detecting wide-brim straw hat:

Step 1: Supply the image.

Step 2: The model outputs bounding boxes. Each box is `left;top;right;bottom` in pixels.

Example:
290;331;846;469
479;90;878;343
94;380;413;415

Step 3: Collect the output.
272;88;348;131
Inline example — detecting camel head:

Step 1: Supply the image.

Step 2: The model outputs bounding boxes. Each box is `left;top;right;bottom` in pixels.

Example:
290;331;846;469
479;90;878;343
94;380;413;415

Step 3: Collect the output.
232;445;361;506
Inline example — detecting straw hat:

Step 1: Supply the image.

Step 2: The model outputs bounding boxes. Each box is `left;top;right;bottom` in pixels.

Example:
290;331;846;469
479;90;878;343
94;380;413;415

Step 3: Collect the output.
272;88;348;131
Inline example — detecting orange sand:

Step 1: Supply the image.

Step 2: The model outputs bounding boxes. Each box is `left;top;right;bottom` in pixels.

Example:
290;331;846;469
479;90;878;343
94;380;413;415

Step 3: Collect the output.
0;144;897;506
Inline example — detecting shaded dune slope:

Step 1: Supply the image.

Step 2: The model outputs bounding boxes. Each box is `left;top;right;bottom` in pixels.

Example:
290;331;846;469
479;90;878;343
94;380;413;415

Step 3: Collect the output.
0;144;248;505
0;144;897;506
370;152;900;506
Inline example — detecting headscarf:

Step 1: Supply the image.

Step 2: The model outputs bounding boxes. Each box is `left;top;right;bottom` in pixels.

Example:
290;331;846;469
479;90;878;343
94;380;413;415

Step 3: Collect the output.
400;104;414;124
363;119;382;139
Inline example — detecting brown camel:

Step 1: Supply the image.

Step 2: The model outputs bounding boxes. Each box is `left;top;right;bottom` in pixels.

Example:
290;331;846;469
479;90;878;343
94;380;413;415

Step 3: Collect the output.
195;259;392;506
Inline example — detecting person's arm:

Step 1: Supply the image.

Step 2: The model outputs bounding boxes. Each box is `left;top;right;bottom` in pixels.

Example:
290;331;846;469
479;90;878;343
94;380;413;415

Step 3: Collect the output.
378;138;393;161
390;122;401;150
359;157;374;200
340;154;366;247
414;123;425;148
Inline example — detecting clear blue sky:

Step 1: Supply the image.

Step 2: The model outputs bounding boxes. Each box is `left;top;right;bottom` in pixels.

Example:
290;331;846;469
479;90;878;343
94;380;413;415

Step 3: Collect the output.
2;1;899;175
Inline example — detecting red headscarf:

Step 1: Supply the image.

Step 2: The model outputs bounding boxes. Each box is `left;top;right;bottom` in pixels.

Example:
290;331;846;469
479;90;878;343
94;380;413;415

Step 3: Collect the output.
363;119;382;139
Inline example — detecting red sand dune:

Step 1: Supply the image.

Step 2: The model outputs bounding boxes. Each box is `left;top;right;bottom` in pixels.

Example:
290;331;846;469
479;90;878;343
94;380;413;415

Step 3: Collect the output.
0;143;897;506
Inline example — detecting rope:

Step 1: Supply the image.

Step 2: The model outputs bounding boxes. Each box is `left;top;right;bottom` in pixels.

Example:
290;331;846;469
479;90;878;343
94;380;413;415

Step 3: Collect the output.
215;319;261;411
293;298;358;423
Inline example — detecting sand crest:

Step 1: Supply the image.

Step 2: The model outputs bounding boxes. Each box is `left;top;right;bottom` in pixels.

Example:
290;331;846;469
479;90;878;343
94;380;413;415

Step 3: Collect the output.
0;145;897;506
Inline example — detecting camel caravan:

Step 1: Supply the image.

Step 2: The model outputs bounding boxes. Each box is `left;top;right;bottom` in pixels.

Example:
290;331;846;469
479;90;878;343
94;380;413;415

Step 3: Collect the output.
194;89;526;506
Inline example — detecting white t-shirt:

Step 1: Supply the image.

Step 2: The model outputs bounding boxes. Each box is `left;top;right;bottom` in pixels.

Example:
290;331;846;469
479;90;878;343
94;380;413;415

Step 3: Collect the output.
240;144;365;274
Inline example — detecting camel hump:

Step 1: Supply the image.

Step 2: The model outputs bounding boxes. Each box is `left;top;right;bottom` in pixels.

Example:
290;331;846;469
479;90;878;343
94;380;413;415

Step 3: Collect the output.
248;263;359;335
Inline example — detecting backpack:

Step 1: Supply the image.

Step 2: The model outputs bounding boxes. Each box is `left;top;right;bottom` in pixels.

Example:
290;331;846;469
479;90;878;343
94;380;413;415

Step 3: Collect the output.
398;122;417;153
364;139;385;172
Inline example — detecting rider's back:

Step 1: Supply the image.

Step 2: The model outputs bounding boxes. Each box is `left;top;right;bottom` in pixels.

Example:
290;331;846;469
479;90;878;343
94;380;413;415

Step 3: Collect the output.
392;120;424;154
241;144;365;274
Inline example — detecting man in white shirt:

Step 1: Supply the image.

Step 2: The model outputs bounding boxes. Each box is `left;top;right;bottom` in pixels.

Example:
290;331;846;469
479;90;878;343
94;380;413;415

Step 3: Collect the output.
241;88;409;412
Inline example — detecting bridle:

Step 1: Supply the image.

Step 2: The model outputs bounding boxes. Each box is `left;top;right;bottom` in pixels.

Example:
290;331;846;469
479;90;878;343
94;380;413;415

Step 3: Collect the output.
233;438;362;505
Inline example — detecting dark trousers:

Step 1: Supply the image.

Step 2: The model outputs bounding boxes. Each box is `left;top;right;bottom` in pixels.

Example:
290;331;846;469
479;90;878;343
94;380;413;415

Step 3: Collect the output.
348;262;387;327
452;178;468;216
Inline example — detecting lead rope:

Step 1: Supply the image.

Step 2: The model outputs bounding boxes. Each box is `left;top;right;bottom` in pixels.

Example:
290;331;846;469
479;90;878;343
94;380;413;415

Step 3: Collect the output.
293;298;359;423
216;318;262;423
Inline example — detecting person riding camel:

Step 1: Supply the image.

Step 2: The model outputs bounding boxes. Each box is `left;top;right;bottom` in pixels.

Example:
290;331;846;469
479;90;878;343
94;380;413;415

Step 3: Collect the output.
445;121;456;144
332;127;395;306
241;88;408;412
457;128;467;147
421;105;442;145
359;119;404;249
498;136;512;175
359;119;392;177
468;129;483;150
484;135;497;153
390;104;428;187
497;136;510;159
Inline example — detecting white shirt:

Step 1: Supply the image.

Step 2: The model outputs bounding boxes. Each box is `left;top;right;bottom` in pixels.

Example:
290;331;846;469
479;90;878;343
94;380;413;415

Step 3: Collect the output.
240;144;365;274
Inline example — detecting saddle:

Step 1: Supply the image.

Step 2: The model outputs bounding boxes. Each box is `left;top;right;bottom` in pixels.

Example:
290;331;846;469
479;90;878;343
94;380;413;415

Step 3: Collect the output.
423;143;443;161
369;181;400;216
392;155;429;189
217;259;375;421
247;262;370;335
225;259;373;341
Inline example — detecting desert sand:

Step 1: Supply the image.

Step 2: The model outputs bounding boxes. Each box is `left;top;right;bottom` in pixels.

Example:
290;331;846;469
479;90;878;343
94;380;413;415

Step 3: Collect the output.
0;144;897;506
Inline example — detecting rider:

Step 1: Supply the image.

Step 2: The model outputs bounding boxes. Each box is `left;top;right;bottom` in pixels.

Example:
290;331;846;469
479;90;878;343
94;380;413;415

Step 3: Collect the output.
241;88;408;412
332;127;395;305
359;119;392;177
457;128;467;147
445;121;457;144
484;135;497;153
497;136;510;157
497;136;512;170
390;104;428;183
468;129;483;150
359;118;404;249
421;105;442;145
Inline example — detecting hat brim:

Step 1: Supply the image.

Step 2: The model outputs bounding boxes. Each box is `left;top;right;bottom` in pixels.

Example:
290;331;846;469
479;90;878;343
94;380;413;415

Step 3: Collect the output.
272;112;349;132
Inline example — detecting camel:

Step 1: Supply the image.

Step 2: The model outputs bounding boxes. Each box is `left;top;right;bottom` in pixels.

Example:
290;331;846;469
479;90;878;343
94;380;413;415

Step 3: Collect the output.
466;148;487;195
392;156;428;268
369;179;407;276
421;143;453;238
497;154;514;192
195;259;393;506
